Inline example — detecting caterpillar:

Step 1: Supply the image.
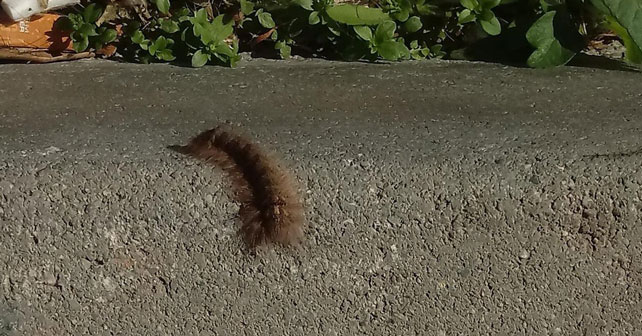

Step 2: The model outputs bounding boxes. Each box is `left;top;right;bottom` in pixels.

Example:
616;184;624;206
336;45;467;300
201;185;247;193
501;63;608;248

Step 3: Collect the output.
170;125;304;250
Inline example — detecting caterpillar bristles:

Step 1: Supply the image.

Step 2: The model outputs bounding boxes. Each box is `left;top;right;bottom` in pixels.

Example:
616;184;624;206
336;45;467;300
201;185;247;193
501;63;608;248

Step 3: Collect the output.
170;125;304;250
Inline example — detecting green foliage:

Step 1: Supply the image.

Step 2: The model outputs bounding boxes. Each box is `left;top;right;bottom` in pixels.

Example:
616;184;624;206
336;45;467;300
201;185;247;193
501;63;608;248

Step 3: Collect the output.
155;0;171;14
238;0;447;62
189;11;241;67
605;16;642;63
455;0;641;68
590;0;642;64
410;40;445;59
347;21;410;61
241;0;256;14
56;4;117;52
160;18;180;33
149;36;177;61
125;6;239;67
257;8;277;28
526;11;578;68
275;40;293;58
325;5;390;25
373;21;411;60
62;0;642;69
457;0;501;36
404;16;423;33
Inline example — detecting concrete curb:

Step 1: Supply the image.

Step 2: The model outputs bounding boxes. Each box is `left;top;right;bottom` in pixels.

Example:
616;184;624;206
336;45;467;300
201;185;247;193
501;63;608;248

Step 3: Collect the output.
1;59;641;335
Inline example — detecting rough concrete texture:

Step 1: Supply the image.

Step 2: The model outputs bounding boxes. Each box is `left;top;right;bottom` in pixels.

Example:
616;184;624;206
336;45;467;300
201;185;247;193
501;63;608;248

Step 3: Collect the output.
0;58;641;335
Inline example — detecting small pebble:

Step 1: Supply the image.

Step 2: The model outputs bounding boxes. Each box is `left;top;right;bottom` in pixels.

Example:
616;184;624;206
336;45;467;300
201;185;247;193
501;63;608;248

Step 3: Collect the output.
519;250;530;259
42;272;57;285
40;146;62;156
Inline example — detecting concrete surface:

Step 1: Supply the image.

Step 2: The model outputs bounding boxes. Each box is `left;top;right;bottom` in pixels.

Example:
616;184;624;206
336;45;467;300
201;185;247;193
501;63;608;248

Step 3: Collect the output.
0;58;641;335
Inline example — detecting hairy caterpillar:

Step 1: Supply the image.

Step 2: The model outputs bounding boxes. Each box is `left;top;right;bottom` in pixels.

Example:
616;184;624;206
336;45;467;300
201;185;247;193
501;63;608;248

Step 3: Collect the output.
170;125;304;250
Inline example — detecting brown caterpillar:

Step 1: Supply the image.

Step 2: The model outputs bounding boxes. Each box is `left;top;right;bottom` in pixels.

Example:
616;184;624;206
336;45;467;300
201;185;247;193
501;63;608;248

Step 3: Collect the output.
170;125;304;250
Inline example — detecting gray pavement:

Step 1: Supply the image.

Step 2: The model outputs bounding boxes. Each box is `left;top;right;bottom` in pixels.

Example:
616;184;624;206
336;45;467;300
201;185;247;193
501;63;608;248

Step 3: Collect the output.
0;58;641;335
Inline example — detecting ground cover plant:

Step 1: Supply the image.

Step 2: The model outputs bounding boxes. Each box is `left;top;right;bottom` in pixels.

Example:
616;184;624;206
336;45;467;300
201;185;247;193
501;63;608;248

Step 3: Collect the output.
54;0;642;68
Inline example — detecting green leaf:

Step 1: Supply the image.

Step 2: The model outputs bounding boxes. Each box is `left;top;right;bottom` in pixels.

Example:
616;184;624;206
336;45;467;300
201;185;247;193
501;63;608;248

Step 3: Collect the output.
328;25;341;36
233;38;240;53
374;21;396;45
131;30;145;44
392;9;409;22
176;7;190;17
72;33;89;52
150;36;170;55
211;15;235;41
156;36;169;50
229;55;241;67
192;50;209;67
398;41;410;58
240;0;255;14
376;40;408;61
258;11;276;28
97;28;117;44
460;0;478;10
180;27;189;42
416;3;435;15
539;0;558;11
199;15;234;44
160;19;180;33
191;8;209;26
480;15;501;35
309;11;320;25
276;41;292;59
280;45;292;59
215;43;236;57
196;8;208;22
155;0;170;14
430;44;444;56
590;0;642;64
353;25;373;41
212;52;227;63
157;49;176;61
411;49;425;60
68;13;84;29
326;4;390;26
294;0;313;10
479;8;494;21
396;0;412;11
458;9;476;24
404;16;422;33
606;15;642;63
149;42;158;55
83;4;103;23
193;22;204;37
526;11;577;68
78;23;98;37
